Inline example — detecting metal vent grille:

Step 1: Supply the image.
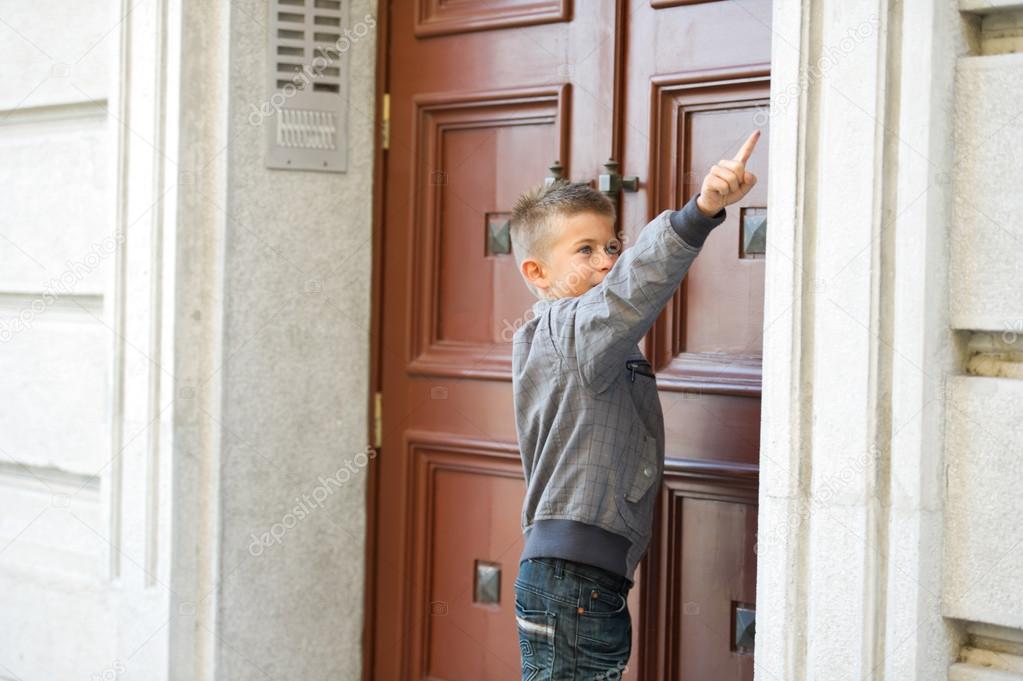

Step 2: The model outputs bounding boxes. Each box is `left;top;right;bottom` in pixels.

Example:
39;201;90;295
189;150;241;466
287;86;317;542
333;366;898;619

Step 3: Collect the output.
276;109;337;149
265;0;350;171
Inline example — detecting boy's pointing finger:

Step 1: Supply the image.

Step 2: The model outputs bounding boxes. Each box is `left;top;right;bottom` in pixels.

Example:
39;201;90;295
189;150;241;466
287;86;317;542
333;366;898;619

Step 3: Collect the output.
733;129;761;164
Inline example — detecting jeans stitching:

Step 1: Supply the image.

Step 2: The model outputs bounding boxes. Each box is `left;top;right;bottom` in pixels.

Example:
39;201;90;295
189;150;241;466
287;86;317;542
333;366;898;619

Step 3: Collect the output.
527;559;628;596
576;589;627;618
515;581;577;608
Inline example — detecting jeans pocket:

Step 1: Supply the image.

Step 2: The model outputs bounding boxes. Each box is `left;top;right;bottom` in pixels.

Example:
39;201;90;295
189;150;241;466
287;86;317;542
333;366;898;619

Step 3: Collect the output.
575;600;632;679
577;582;627;617
514;585;555;681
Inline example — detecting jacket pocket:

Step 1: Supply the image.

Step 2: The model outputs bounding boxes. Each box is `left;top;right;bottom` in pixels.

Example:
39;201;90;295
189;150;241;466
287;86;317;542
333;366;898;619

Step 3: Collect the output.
624;432;658;503
624;358;655;382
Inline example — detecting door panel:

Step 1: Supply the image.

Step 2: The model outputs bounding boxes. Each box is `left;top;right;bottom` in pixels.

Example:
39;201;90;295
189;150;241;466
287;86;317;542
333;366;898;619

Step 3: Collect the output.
410;437;526;680
371;1;771;679
623;3;770;680
407;88;569;379
374;3;616;680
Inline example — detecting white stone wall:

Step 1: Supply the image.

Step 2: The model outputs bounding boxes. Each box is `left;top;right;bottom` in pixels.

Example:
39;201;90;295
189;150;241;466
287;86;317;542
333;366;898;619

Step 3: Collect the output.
944;4;1023;676
756;1;1023;680
0;0;378;679
0;0;175;679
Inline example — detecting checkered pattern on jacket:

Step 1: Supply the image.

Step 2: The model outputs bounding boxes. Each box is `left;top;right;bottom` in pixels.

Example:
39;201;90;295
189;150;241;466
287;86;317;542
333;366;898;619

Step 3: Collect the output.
512;195;727;581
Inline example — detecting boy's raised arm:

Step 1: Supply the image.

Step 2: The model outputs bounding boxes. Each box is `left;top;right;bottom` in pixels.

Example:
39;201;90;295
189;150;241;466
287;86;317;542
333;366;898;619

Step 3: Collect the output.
565;193;727;393
559;130;761;393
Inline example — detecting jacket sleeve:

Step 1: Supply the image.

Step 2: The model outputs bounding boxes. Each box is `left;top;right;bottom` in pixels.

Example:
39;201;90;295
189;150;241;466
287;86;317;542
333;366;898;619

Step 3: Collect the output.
558;192;727;394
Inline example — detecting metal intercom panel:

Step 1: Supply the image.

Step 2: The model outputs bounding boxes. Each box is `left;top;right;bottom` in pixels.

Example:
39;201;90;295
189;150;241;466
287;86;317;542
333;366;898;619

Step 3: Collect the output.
264;0;351;172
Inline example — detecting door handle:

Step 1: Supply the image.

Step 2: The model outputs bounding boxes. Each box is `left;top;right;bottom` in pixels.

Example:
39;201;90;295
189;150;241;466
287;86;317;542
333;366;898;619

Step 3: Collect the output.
598;158;639;198
544;160;565;188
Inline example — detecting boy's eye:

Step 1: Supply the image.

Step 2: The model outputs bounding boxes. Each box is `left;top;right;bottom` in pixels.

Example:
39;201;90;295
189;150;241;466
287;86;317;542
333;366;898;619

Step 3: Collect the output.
579;240;621;256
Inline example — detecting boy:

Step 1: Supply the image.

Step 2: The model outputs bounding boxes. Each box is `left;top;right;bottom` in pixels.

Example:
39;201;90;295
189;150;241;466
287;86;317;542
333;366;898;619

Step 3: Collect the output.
509;130;760;679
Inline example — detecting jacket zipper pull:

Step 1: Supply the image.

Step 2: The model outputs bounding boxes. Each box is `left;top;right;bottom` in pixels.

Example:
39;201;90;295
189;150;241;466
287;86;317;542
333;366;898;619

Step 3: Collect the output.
629;363;637;382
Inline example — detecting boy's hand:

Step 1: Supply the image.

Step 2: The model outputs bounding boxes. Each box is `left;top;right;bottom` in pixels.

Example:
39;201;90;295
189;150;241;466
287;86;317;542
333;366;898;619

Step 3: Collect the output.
696;129;761;217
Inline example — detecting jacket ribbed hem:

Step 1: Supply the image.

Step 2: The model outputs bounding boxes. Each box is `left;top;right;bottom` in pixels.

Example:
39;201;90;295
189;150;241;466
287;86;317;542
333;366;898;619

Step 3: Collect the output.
520;518;633;587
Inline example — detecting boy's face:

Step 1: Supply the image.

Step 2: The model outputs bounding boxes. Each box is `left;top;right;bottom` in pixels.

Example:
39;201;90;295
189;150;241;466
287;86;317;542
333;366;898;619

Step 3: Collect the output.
522;211;621;299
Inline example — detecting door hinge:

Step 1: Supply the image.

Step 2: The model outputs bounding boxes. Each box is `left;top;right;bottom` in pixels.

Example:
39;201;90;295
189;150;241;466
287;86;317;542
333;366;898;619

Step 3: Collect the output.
373;391;383;448
381;93;390;151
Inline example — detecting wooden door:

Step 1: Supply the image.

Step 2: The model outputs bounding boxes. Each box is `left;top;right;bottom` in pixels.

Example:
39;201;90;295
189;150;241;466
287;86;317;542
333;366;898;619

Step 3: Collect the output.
621;3;770;679
369;2;771;680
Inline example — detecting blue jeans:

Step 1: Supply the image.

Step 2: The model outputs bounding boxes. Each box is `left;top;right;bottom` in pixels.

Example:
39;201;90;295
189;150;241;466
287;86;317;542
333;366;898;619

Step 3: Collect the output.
514;557;633;681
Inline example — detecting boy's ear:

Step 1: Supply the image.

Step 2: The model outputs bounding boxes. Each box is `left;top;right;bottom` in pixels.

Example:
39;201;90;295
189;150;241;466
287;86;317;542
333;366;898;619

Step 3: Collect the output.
521;258;550;294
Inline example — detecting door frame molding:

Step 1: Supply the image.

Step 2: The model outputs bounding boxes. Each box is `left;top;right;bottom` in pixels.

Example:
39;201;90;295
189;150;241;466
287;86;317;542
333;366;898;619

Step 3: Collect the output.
363;1;390;680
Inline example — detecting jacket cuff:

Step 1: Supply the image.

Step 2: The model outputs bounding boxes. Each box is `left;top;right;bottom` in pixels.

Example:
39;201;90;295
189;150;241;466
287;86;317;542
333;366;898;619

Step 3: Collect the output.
668;192;727;249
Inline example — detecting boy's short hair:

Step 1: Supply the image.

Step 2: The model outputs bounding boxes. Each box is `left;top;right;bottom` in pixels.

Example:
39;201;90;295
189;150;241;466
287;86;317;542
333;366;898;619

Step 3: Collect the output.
509;179;617;299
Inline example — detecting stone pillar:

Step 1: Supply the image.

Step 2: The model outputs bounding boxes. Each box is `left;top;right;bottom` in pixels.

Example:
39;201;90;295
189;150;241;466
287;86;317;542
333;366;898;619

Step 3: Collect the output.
755;1;965;679
168;1;378;679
